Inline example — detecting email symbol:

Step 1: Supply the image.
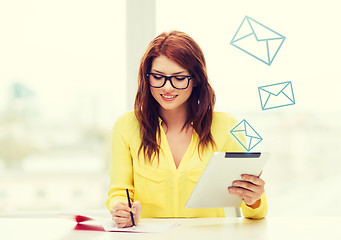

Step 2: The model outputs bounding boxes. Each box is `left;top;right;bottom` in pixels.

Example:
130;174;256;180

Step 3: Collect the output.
258;81;295;110
230;120;262;152
230;16;286;66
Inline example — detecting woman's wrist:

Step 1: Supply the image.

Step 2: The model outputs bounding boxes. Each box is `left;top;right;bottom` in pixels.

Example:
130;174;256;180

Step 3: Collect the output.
246;199;261;209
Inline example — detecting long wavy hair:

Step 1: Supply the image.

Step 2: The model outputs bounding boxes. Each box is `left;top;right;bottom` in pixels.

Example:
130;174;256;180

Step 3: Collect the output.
134;30;216;163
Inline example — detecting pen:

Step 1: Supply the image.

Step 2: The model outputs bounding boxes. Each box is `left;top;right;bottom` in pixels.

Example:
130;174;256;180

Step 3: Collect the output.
126;188;136;229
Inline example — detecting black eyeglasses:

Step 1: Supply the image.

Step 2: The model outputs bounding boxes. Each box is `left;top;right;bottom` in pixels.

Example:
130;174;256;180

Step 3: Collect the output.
146;73;193;90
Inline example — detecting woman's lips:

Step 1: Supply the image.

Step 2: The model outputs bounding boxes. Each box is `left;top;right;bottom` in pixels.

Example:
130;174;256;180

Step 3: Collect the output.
161;94;178;101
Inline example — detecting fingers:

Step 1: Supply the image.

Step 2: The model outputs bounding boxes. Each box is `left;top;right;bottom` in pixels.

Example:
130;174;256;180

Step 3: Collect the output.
114;209;131;218
241;174;265;187
228;174;265;206
132;201;142;225
112;216;129;225
230;174;265;194
132;200;142;213
231;180;263;193
228;187;260;206
110;202;134;228
112;202;131;212
110;201;142;228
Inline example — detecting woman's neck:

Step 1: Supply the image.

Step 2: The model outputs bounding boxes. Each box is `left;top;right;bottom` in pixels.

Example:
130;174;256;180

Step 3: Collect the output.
159;106;189;132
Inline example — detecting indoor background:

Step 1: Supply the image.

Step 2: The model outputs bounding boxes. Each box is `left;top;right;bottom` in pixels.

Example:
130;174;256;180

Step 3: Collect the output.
0;0;340;216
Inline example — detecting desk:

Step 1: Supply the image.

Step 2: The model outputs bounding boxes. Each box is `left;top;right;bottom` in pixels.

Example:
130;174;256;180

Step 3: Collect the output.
0;216;340;240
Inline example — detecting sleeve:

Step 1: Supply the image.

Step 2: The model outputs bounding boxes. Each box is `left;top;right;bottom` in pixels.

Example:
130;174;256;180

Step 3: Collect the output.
106;115;135;211
240;194;267;219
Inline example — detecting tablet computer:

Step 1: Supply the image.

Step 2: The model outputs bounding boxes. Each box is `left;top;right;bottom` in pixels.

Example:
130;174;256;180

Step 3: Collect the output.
185;152;269;208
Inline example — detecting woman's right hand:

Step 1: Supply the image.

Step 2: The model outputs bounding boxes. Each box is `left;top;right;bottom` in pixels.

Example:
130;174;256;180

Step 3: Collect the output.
110;201;142;228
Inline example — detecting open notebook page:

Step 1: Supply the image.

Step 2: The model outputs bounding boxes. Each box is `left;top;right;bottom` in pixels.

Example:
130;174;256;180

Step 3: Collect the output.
61;214;180;233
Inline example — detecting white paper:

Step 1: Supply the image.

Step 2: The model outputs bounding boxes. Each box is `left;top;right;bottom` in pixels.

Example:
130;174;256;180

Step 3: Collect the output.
61;214;180;233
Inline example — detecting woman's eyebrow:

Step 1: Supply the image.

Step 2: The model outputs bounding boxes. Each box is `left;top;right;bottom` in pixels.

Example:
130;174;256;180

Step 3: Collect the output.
152;69;187;75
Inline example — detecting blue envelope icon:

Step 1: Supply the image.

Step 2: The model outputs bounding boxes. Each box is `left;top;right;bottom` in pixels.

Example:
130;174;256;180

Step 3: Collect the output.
258;81;295;110
230;120;262;152
230;16;286;66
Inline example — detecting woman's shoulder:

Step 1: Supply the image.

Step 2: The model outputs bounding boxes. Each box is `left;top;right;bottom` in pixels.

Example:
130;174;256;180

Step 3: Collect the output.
211;112;240;145
113;111;139;129
111;111;140;145
212;111;238;126
117;110;137;121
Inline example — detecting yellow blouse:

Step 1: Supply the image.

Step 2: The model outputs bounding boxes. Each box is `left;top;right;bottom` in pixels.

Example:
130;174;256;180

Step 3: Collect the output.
106;111;267;219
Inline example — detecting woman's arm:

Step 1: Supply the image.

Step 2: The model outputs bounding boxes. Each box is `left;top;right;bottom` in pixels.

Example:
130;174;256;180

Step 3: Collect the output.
220;113;268;219
106;113;142;226
228;174;268;219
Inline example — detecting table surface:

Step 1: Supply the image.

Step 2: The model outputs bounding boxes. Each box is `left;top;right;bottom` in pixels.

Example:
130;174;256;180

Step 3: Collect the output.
0;215;340;240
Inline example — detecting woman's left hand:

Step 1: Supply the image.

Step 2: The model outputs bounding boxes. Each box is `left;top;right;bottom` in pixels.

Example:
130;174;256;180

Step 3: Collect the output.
228;174;265;208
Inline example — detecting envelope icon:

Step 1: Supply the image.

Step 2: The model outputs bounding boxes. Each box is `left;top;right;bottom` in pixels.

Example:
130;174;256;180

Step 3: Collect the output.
230;16;286;66
230;120;262;152
258;81;295;110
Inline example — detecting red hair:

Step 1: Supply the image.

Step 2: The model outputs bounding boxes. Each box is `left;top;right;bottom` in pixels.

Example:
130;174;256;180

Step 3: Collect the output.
134;30;216;163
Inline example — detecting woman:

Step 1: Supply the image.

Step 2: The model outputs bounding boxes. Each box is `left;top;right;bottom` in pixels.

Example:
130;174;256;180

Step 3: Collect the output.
107;30;267;228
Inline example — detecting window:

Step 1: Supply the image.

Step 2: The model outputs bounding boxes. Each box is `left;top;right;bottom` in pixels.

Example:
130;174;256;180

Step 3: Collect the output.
0;0;126;212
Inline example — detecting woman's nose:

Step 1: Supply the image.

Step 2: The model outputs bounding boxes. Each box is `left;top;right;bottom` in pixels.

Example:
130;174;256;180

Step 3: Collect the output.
163;79;175;91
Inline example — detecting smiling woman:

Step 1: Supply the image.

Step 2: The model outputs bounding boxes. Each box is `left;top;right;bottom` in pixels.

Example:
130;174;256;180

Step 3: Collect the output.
148;55;196;114
147;72;193;90
107;30;267;228
135;31;216;163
